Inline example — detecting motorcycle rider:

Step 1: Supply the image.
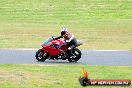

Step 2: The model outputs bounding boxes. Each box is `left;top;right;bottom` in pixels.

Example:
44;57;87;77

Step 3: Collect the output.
53;27;77;57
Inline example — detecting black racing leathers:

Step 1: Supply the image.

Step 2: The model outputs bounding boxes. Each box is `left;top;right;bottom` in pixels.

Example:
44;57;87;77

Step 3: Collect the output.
54;31;77;57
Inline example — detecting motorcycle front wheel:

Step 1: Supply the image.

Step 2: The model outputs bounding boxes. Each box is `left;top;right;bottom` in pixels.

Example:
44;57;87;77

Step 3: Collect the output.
35;49;49;61
68;48;82;62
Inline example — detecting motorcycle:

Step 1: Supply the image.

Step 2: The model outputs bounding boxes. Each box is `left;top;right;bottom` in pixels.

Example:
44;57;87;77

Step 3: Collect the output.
35;37;83;62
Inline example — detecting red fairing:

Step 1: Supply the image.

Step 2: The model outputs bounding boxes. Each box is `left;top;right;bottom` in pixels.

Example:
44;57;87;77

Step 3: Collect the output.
50;39;64;45
42;39;68;56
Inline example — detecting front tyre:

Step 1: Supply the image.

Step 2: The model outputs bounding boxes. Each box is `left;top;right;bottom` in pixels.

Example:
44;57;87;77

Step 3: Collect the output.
35;49;49;61
68;48;82;62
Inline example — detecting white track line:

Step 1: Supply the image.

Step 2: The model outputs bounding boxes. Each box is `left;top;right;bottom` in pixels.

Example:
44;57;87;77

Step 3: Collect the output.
88;50;131;51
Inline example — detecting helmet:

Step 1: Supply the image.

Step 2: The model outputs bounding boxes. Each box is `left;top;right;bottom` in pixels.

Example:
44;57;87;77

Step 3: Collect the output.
61;27;68;36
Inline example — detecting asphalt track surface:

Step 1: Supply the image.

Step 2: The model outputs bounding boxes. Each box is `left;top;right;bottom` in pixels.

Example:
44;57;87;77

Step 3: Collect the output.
0;49;132;66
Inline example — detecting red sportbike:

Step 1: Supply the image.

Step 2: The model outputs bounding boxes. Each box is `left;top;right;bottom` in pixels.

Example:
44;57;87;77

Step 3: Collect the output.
35;37;83;62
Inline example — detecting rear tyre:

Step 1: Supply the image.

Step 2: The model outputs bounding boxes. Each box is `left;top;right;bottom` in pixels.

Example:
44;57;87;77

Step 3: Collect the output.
35;49;49;61
68;48;82;62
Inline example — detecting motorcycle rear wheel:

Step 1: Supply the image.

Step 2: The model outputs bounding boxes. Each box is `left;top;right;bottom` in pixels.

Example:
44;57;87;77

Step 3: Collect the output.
35;49;49;61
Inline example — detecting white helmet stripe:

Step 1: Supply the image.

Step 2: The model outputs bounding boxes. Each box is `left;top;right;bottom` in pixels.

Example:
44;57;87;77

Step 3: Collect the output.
61;27;68;32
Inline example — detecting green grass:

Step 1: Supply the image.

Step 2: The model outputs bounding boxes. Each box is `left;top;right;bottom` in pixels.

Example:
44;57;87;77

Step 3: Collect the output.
0;64;131;88
0;0;132;50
